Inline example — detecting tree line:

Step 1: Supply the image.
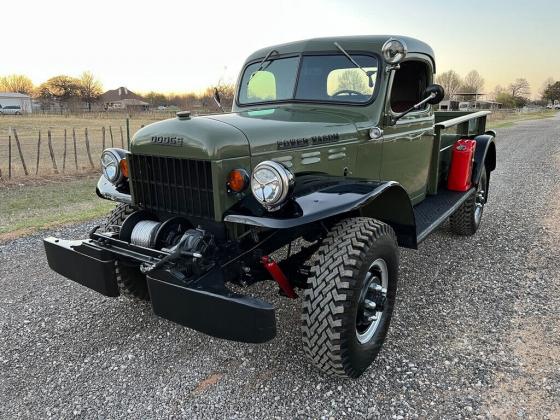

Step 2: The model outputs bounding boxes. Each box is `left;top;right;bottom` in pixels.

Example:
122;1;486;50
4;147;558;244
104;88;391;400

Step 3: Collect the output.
0;72;235;112
0;72;103;111
2;71;559;111
435;70;560;108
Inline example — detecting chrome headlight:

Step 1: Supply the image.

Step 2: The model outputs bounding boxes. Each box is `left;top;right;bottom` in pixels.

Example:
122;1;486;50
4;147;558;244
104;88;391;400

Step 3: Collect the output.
101;148;124;184
251;161;294;211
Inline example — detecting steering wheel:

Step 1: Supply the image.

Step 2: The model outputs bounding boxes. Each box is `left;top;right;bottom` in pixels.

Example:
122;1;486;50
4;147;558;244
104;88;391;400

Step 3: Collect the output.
332;89;363;97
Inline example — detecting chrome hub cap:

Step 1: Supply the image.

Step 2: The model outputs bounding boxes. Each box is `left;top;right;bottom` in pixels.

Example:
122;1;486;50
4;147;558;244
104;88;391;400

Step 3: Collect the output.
356;258;389;344
474;180;486;225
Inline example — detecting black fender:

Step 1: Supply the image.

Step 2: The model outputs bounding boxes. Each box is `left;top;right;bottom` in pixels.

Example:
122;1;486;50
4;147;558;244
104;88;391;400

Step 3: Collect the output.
224;174;417;248
472;132;496;184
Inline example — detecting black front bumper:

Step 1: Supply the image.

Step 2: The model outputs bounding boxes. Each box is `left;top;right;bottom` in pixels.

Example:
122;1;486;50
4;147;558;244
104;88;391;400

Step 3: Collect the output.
43;237;276;343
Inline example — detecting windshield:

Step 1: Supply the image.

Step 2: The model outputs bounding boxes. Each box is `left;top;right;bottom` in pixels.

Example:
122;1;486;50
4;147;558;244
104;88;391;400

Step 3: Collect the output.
238;54;378;105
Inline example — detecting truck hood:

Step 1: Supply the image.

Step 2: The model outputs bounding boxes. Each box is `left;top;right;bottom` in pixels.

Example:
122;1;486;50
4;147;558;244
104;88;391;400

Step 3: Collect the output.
207;107;357;156
131;116;250;160
131;106;357;160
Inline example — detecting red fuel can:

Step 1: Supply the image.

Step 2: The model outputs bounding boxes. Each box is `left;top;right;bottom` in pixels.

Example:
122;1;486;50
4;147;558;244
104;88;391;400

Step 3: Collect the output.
447;139;476;192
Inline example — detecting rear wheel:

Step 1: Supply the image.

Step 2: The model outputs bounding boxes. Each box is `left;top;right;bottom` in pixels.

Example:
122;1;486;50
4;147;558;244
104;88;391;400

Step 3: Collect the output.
104;204;150;300
302;217;399;378
450;167;488;236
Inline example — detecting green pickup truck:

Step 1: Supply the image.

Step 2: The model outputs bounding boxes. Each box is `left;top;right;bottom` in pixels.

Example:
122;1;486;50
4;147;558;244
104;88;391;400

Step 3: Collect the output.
44;35;496;378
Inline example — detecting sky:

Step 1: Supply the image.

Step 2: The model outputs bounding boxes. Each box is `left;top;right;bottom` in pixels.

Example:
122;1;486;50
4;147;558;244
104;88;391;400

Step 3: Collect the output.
2;0;559;98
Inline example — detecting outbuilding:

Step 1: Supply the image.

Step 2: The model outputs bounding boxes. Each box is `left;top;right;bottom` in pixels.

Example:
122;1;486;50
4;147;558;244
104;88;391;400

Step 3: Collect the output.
0;92;32;113
101;87;150;111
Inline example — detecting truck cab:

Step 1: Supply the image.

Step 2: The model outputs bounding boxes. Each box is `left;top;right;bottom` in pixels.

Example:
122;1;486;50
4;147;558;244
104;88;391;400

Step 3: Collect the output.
44;35;496;378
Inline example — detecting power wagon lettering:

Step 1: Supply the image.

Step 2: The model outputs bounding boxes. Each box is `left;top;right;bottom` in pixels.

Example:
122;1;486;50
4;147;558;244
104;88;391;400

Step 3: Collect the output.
277;133;340;150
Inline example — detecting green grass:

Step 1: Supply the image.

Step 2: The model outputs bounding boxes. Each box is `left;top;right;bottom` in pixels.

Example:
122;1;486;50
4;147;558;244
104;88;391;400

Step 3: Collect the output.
0;174;115;238
487;110;558;129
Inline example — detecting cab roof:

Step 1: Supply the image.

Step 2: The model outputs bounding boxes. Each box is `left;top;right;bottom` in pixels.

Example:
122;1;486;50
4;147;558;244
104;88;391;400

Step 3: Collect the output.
245;35;436;72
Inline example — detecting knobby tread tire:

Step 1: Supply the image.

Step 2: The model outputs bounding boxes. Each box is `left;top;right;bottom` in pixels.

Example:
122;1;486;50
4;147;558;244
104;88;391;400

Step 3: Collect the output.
302;217;398;378
450;167;487;236
104;203;150;301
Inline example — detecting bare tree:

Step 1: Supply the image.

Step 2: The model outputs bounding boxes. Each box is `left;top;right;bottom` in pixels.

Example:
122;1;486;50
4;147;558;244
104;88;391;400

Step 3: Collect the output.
79;71;103;111
0;74;34;94
539;77;554;99
461;70;485;95
509;78;531;98
436;70;462;99
336;70;368;94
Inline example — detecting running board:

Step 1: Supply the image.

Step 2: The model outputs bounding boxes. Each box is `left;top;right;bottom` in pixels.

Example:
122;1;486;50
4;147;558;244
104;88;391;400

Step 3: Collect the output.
414;188;475;243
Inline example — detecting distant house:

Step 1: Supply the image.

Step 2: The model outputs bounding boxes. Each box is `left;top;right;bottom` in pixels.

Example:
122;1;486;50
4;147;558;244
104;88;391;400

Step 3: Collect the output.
0;92;33;113
101;87;150;111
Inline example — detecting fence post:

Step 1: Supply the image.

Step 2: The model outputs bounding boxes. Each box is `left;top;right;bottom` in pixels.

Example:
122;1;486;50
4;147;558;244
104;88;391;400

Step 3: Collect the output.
109;126;114;147
102;126;106;151
12;128;28;176
119;126;124;148
8;133;12;179
73;128;78;170
126;116;130;149
35;131;42;175
84;128;94;168
63;129;67;172
47;130;59;174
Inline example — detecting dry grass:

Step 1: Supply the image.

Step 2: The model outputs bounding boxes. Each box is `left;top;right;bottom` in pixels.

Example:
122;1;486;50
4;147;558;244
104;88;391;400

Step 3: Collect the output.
0;112;175;178
0;173;115;240
1;109;556;179
487;109;558;129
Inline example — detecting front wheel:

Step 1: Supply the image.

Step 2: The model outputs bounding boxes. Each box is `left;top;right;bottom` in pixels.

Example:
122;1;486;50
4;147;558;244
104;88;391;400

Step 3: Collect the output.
104;204;150;300
450;167;488;236
302;217;399;378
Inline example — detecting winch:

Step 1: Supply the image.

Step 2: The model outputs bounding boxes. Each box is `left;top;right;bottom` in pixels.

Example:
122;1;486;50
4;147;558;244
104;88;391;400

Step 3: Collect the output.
115;211;214;274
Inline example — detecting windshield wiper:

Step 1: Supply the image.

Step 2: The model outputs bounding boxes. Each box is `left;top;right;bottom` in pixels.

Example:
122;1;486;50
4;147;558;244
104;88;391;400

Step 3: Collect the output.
334;42;376;88
247;49;278;85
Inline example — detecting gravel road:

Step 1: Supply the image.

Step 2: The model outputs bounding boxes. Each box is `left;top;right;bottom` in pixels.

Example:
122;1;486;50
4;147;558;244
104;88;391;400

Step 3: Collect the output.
1;115;559;419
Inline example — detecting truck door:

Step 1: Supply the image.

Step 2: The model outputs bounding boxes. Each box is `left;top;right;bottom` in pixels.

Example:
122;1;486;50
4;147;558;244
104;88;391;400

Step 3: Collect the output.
380;58;435;204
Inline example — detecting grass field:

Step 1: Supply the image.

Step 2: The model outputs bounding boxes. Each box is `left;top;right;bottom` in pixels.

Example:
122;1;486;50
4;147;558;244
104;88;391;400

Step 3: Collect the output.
0;112;175;178
487;109;558;129
0;173;115;240
1;109;557;179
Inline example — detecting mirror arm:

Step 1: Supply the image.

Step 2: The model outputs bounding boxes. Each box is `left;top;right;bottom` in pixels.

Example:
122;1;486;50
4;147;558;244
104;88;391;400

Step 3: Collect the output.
213;88;224;113
390;92;436;125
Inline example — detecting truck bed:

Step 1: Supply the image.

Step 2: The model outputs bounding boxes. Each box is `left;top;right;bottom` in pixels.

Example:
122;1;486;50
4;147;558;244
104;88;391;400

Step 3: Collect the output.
414;188;475;243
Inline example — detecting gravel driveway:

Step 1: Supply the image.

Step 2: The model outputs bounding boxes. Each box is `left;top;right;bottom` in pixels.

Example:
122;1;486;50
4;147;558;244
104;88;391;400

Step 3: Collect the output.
1;115;559;419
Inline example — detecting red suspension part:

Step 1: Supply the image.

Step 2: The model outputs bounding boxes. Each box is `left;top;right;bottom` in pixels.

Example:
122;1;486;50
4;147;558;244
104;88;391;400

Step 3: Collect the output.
261;256;297;299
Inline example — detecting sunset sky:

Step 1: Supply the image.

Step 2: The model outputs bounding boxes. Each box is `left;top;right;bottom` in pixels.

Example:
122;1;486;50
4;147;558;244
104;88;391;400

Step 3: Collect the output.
2;0;558;98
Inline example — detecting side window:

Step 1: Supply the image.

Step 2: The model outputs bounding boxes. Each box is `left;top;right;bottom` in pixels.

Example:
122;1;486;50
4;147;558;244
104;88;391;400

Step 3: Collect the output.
390;61;430;113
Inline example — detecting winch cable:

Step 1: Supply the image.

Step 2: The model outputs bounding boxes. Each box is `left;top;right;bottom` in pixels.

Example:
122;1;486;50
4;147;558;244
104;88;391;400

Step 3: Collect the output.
220;230;279;269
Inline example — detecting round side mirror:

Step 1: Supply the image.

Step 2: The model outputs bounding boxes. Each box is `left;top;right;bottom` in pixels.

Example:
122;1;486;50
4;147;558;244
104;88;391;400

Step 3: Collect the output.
425;84;445;105
381;39;407;64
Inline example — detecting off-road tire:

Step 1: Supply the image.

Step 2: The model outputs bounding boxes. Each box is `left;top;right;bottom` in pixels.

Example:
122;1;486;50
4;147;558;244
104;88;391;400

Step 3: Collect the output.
302;217;399;378
104;204;150;301
450;167;488;236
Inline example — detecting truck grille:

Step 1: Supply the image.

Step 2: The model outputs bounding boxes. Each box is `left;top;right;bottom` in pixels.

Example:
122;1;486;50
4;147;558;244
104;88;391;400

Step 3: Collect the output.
128;154;215;219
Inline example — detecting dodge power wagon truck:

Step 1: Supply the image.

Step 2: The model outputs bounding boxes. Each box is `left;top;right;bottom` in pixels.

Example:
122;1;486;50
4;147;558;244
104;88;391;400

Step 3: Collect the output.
44;35;496;378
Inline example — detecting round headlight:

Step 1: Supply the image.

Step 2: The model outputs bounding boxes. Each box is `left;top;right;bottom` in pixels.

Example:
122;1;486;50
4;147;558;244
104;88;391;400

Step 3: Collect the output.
251;161;294;211
101;149;123;184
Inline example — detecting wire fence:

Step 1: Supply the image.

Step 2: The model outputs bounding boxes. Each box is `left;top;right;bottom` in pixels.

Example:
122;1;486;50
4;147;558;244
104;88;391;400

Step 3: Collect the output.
0;119;142;179
0;108;552;180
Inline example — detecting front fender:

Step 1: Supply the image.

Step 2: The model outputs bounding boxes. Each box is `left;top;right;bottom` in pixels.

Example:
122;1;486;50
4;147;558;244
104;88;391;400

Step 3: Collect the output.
224;174;417;248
